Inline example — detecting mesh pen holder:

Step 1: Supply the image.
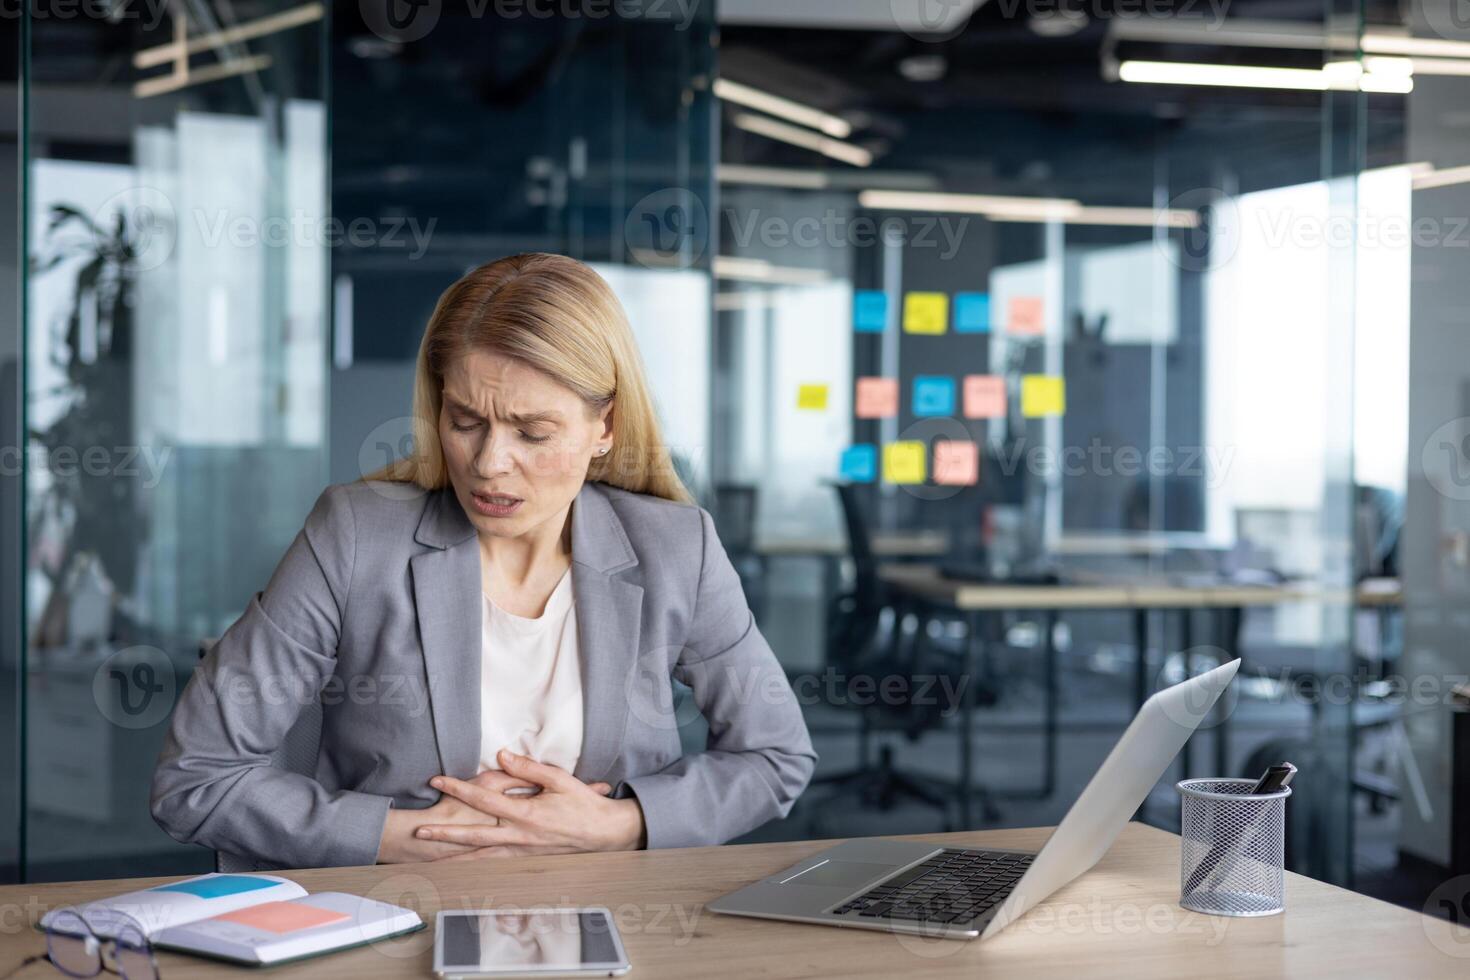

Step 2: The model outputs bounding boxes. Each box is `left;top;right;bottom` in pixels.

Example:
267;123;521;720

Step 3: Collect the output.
1177;778;1291;917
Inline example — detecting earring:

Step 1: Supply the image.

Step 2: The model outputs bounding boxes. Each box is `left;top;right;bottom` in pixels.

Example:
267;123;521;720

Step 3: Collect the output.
598;446;610;456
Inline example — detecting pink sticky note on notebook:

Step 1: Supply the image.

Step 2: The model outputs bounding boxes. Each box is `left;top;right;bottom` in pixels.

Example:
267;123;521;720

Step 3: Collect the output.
963;375;1006;419
213;901;350;934
855;377;899;419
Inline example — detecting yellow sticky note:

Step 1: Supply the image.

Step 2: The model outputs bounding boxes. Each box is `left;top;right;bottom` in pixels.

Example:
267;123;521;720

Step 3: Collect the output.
1021;375;1066;417
903;292;949;335
796;384;829;411
883;441;927;484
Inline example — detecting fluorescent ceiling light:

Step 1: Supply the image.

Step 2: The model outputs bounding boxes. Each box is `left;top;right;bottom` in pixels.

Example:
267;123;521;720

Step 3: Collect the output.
717;164;831;189
1399;56;1470;77
713;256;830;285
732;113;873;167
714;79;851;138
858;189;1077;220
858;190;1199;228
1109;19;1470;61
1361;33;1470;59
1118;59;1412;93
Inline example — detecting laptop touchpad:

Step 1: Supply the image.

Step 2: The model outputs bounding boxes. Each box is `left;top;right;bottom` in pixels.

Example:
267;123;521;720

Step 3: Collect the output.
785;861;893;889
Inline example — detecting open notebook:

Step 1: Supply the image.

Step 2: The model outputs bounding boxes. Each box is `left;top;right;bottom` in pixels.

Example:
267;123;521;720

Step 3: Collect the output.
38;873;424;967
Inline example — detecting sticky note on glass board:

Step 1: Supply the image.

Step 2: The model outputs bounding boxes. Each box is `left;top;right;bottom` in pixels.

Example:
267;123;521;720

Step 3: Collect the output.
1006;296;1045;336
954;293;991;333
855;377;899;419
853;291;888;333
883;441;926;484
963;375;1006;418
839;444;877;483
796;384;829;411
912;376;956;417
934;441;980;486
903;292;949;334
1020;375;1066;417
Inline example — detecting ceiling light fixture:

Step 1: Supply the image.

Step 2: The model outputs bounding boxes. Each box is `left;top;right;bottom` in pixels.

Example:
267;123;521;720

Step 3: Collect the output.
732;113;874;167
714;79;852;138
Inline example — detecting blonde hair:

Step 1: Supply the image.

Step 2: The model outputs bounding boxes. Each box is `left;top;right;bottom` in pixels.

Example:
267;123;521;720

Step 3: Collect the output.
362;252;691;504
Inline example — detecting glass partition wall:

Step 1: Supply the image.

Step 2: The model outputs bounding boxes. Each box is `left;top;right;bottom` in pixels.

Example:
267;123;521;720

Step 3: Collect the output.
6;1;717;881
711;0;1431;889
17;0;330;880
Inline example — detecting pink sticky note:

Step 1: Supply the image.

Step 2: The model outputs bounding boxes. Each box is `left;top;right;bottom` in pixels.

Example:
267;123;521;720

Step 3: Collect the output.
934;441;980;487
1007;296;1044;336
855;377;899;419
963;375;1006;419
213;902;350;934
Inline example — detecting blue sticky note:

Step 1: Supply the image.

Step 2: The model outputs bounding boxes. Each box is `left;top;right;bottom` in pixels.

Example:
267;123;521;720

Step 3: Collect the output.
151;875;280;899
839;444;878;483
854;291;888;333
913;376;956;417
954;292;991;333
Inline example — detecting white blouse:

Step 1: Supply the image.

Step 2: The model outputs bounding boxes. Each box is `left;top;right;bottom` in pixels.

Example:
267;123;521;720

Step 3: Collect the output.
477;567;584;780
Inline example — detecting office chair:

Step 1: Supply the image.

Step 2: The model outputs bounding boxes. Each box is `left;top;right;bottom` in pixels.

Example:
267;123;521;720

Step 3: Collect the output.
805;483;974;832
711;483;767;619
198;637;322;873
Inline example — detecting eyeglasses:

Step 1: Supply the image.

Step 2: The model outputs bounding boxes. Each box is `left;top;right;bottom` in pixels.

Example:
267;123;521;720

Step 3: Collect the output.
16;907;160;980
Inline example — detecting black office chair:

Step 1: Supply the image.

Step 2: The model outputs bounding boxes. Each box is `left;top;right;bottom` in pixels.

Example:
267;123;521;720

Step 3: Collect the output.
804;484;972;831
711;483;766;619
198;637;321;873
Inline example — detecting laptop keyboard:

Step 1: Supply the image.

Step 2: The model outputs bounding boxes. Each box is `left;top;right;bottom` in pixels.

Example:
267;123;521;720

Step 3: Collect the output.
829;849;1034;926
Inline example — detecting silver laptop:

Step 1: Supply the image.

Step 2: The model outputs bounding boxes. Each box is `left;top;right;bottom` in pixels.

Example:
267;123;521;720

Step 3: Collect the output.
708;658;1240;940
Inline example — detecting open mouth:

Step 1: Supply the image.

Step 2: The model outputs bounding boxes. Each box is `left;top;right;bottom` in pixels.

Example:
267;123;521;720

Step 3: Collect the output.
470;491;524;517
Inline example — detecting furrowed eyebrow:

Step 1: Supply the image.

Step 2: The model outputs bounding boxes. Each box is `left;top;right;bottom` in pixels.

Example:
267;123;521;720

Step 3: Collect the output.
444;396;561;426
507;411;562;426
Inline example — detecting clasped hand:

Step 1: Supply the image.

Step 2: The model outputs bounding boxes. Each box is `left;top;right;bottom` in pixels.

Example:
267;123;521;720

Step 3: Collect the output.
385;747;645;863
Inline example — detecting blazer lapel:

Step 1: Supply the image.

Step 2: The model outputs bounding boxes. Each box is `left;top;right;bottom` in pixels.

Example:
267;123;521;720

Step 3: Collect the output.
410;487;482;779
408;481;642;784
569;482;642;784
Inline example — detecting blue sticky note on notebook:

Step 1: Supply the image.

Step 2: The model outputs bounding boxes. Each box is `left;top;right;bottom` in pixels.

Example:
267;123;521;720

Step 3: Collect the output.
954;292;991;333
839;444;878;483
151;875;279;899
853;291;888;333
913;376;956;417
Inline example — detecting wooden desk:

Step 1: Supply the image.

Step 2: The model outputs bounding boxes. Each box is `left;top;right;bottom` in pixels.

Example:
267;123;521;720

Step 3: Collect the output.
755;530;950;559
2;824;1463;979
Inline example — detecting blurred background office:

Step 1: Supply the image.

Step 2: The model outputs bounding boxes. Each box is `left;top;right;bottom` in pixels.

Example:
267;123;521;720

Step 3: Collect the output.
4;0;1470;925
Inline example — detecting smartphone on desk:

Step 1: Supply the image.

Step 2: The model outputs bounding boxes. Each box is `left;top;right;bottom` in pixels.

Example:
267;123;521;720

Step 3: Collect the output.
433;908;631;979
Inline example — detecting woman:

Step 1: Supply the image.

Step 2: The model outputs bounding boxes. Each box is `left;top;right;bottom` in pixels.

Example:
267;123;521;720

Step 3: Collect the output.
150;253;817;869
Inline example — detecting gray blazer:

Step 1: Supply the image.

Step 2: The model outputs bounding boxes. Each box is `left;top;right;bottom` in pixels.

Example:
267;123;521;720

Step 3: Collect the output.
150;479;817;869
